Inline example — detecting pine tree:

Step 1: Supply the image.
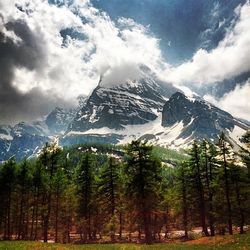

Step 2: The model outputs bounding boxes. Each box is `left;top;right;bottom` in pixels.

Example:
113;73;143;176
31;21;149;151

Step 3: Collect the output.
188;141;209;236
39;142;62;242
218;133;233;235
230;164;247;234
98;157;120;242
176;162;189;239
240;130;250;178
52;167;68;242
30;161;44;240
60;184;77;243
0;158;17;239
16;159;32;239
124;140;162;244
76;152;96;242
200;140;218;236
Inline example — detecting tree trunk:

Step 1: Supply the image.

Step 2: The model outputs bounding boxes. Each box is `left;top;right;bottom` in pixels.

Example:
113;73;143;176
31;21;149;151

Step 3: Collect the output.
235;179;245;234
67;218;71;243
3;208;7;240
55;189;60;243
24;192;30;239
34;189;40;240
44;192;51;243
110;159;115;242
182;175;188;239
119;211;122;239
30;189;37;240
143;209;152;244
44;153;56;243
204;153;215;236
222;142;233;235
194;146;209;236
18;191;24;239
7;194;11;240
88;212;91;240
153;214;157;241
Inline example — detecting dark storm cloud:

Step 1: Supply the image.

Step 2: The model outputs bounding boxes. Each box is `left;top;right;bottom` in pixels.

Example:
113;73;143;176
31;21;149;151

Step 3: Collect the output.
0;20;67;124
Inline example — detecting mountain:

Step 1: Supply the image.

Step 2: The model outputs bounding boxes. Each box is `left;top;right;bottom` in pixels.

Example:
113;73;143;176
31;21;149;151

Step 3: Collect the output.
63;86;249;149
69;66;178;131
0;125;13;161
62;65;179;145
162;92;235;140
161;92;248;147
0;122;48;162
0;66;249;161
45;107;76;134
0;107;76;162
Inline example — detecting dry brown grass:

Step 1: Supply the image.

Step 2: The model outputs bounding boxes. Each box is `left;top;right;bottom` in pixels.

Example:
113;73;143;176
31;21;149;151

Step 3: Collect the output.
186;235;235;245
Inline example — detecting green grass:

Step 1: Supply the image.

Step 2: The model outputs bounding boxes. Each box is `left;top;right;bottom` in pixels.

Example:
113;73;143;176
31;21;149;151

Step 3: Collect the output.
0;234;249;250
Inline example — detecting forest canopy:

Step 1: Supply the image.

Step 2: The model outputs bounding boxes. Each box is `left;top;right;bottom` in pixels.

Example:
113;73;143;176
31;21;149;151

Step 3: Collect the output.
0;132;249;244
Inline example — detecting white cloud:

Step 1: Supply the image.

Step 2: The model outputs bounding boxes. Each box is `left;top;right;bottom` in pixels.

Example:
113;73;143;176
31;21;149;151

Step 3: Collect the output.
100;62;141;87
165;1;250;86
1;0;249;124
204;79;250;121
1;0;166;104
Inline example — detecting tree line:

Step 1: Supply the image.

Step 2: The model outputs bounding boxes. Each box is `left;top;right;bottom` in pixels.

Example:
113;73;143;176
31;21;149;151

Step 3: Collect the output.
0;132;249;244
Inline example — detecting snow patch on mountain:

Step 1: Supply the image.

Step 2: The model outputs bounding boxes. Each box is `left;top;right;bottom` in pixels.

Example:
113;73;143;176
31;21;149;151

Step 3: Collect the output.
64;89;249;150
0;126;13;141
65;113;196;149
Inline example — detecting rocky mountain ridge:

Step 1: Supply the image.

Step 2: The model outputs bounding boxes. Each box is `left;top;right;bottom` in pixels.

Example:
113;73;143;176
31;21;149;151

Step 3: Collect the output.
62;66;249;149
0;106;76;161
0;66;249;161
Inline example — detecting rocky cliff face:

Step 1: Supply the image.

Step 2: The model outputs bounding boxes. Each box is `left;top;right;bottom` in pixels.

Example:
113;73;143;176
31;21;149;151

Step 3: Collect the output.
1;68;249;161
63;88;248;149
45;107;76;134
162;92;236;140
0;123;48;161
0;106;76;161
68;66;178;132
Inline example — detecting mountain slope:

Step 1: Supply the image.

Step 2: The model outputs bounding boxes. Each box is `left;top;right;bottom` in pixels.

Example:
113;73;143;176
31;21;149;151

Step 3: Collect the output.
63;66;179;145
0;123;48;162
45;107;76;134
1;68;249;161
63;89;249;149
162;92;236;140
0;107;76;161
68;67;178;132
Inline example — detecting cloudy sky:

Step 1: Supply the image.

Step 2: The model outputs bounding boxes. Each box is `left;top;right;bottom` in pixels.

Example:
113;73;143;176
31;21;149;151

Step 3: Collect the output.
0;0;250;124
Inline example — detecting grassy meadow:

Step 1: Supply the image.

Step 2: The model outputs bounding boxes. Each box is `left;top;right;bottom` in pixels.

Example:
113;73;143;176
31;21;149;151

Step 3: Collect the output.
0;233;249;250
